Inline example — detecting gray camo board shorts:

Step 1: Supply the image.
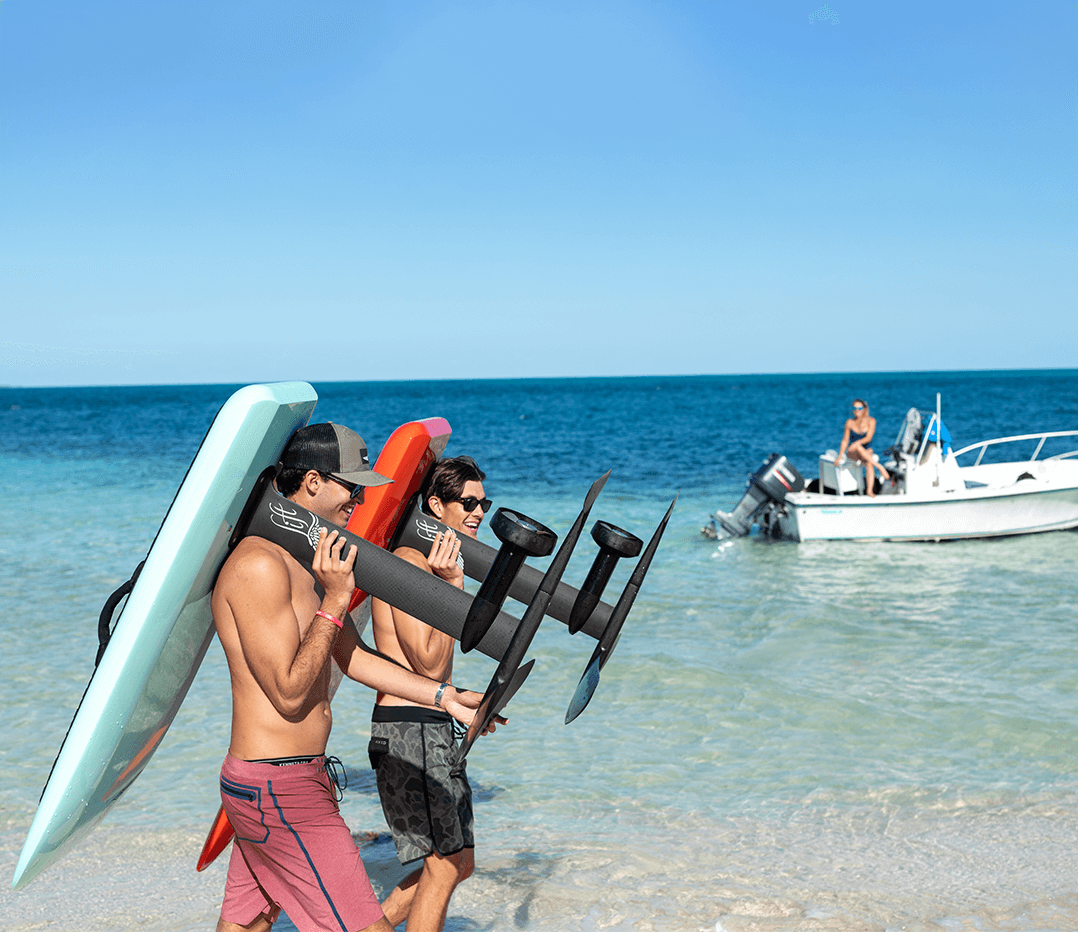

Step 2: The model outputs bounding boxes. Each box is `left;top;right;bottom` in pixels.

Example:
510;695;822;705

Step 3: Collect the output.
369;706;474;865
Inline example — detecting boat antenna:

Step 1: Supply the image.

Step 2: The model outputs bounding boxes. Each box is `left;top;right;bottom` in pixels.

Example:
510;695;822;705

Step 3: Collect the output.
936;392;943;486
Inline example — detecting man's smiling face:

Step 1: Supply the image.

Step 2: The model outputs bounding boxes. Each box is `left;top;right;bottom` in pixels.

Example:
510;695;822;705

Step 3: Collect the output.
436;479;487;537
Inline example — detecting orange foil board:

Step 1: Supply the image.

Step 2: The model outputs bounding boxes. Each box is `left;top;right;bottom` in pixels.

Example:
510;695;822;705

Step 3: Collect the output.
347;417;453;609
195;417;452;872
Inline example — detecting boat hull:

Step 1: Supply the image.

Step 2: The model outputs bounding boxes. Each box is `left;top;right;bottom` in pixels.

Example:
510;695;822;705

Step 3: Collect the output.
780;482;1078;542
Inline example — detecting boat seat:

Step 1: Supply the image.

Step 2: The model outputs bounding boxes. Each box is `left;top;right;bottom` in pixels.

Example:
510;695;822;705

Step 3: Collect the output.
819;452;864;495
892;408;923;457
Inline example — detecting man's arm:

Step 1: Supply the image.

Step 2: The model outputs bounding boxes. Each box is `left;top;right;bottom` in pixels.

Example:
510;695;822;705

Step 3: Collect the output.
383;546;459;678
334;618;482;727
225;529;355;718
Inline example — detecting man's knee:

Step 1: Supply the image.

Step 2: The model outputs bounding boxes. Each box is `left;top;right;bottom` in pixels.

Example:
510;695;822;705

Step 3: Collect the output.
424;847;473;885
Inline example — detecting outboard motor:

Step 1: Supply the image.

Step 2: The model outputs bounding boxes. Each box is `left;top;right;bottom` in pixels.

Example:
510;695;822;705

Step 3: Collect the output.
711;453;805;537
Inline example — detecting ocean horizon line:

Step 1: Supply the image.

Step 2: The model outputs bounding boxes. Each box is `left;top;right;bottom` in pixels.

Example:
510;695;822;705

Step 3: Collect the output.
3;366;1077;393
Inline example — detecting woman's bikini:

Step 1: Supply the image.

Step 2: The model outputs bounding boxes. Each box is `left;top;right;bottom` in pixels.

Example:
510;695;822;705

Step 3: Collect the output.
846;415;889;491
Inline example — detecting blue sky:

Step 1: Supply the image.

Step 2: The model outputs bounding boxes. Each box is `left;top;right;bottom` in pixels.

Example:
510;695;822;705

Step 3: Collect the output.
1;1;1074;387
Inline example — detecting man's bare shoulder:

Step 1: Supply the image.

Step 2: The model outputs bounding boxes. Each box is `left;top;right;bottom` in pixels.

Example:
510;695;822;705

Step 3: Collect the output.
217;537;294;594
391;545;433;573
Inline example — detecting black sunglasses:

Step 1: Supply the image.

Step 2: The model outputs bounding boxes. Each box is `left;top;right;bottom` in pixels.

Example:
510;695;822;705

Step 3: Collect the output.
448;495;493;514
323;473;365;501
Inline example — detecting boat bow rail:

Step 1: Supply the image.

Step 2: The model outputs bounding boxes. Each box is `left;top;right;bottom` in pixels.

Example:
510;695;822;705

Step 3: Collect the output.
954;430;1078;467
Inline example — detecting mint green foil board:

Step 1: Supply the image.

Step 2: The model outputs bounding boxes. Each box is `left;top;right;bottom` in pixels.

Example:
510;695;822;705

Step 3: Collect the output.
12;382;318;890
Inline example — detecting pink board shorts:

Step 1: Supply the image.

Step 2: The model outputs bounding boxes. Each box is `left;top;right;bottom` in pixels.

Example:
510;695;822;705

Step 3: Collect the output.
219;753;384;932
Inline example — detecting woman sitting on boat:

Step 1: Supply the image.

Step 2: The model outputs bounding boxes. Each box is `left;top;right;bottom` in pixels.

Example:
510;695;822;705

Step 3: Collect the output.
834;399;890;496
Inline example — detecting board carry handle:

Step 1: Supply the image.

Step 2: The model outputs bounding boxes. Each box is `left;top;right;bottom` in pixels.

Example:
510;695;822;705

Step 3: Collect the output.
565;493;678;724
391;497;618;639
458;471;611;759
239;481;525;662
229;466;278;550
95;560;146;667
461;509;557;654
568;521;643;635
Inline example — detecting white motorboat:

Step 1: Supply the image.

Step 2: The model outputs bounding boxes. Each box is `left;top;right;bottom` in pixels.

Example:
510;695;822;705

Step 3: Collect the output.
707;396;1078;542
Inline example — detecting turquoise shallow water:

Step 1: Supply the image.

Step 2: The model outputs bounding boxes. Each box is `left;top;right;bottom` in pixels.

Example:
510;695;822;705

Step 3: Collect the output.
2;371;1077;930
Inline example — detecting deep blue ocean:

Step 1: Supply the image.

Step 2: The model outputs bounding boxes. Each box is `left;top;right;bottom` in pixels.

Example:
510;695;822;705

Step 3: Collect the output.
2;370;1077;932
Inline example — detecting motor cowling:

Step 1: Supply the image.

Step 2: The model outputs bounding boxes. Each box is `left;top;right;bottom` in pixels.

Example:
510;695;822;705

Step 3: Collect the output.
713;453;805;537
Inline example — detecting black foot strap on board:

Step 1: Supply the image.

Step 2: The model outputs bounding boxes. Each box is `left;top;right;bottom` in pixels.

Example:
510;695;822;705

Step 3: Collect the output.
95;560;145;667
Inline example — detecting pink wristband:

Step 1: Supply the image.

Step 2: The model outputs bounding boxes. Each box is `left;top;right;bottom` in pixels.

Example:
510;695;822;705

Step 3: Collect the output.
315;610;343;629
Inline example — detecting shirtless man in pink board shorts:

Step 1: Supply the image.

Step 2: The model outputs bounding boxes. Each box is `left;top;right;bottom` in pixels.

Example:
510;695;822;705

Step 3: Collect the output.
212;423;490;932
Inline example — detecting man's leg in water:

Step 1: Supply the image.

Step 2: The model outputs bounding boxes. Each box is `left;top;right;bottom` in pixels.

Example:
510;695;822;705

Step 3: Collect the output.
218;919;274;932
381;848;474;931
218;916;397;932
381;867;421;926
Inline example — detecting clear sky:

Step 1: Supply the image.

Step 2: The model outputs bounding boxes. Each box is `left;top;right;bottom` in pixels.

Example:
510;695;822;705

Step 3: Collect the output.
1;1;1074;387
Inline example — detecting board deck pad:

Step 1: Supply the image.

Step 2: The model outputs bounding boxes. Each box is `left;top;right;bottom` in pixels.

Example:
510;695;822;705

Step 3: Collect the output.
13;382;319;891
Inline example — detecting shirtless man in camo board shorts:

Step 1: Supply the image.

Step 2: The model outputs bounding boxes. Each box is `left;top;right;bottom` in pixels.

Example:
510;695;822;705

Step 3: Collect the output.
370;456;493;932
